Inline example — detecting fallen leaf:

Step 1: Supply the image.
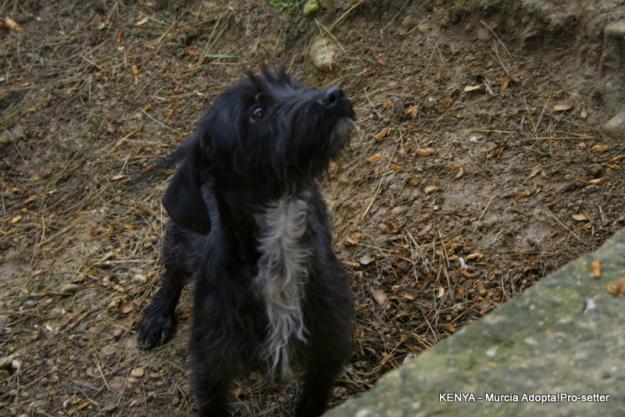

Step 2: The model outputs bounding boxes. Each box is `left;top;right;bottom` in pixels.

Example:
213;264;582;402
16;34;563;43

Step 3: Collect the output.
516;190;531;199
454;166;464;179
591;259;601;280
465;252;483;261
424;185;439;194
4;17;23;33
359;255;374;266
130;367;145;378
591;144;610;153
131;65;140;76
415;147;436;157
178;310;192;320
606;277;625;295
367;153;381;164
553;102;573;112
436;286;445;298
388;163;402;171
588;177;605;185
404;105;417;118
344;232;362;247
373;127;390;141
438;322;456;332
371;288;388;305
111;174;126;181
580;104;588;119
408;175;419;186
136;16;149;26
463;85;482;93
76;402;91;411
500;75;513;90
442;98;454;110
118;301;134;314
528;165;546;178
571;214;588;222
10;215;22;223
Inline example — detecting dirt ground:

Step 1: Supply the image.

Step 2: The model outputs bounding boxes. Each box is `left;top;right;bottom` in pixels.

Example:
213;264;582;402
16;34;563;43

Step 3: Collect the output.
1;1;624;416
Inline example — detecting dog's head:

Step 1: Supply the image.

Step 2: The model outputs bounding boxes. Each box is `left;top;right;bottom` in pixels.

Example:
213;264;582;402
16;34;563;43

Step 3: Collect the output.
163;68;355;234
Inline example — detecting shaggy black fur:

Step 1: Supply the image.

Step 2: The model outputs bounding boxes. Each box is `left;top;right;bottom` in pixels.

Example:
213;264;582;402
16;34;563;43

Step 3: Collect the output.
138;68;355;417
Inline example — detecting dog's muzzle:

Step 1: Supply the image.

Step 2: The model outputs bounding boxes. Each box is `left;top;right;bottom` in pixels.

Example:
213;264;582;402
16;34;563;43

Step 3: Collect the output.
318;86;355;120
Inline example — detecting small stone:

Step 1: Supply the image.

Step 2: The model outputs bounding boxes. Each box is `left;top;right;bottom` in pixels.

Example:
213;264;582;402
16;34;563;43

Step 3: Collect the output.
603;111;625;138
604;20;625;38
303;0;320;16
130;367;144;378
355;409;374;417
309;36;339;72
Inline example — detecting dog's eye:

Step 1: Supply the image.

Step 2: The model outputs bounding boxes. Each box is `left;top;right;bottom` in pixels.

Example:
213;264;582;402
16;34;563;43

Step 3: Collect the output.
251;105;265;122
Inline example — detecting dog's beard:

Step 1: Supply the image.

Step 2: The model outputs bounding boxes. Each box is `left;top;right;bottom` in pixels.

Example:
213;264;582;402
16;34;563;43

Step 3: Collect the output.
327;117;355;157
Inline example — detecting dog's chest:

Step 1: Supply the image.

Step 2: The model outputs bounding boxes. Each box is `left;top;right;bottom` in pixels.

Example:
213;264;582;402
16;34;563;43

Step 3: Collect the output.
254;197;310;376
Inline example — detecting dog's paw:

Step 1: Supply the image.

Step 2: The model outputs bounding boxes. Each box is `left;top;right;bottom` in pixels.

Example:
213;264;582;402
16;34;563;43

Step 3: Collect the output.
137;308;176;349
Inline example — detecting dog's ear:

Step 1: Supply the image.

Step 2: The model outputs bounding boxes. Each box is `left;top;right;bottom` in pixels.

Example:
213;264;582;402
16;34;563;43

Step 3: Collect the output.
162;152;211;235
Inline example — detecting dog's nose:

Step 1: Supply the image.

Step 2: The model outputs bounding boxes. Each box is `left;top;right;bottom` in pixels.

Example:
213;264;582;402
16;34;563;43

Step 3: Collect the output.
320;87;346;108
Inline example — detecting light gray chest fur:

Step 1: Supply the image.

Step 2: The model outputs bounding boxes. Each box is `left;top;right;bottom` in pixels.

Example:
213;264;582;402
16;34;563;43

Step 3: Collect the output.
255;197;311;377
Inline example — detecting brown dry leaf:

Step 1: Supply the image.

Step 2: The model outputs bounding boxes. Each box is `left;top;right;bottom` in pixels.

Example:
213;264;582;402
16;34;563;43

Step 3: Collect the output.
580;104;588;119
131;65;140;76
465;252;484;261
367;153;381;164
389;163;402;171
591;144;610;153
454;166;464;179
4;17;24;33
438;322;456;332
553;102;573;112
118;301;134;314
408;175;419;186
344;232;362;247
416;147;436;157
373;127;390;141
528;165;546;178
606;277;625;295
10;215;22;223
500;75;513;91
178;310;192;320
591;259;602;280
371;288;388;305
111;174;126;181
106;122;116;134
76;402;91;411
442;98;454;110
463;85;482;93
571;214;588;222
404;105;417;118
23;195;38;205
516;190;531;199
458;269;476;278
358;254;374;266
424;185;439;194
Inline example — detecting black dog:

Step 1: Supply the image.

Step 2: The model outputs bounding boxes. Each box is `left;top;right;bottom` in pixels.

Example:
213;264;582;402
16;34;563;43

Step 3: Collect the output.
138;68;355;417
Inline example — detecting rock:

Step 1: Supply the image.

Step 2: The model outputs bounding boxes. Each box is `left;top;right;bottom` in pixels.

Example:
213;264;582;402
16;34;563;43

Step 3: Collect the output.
604;20;625;38
309;36;339;72
603;111;625;138
325;228;625;417
303;0;320;16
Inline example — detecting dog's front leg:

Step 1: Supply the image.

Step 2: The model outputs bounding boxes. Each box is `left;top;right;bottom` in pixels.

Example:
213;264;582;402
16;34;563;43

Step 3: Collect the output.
138;226;189;348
